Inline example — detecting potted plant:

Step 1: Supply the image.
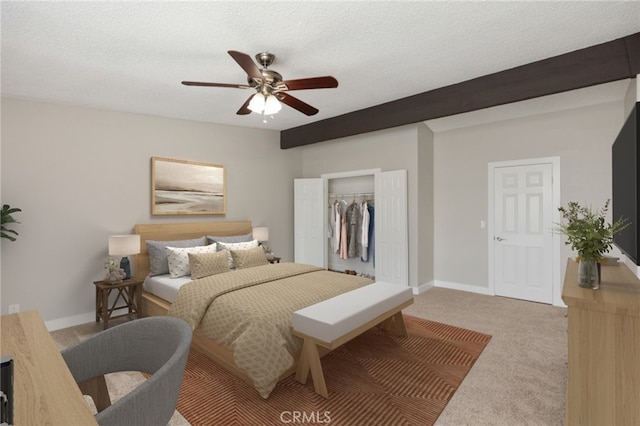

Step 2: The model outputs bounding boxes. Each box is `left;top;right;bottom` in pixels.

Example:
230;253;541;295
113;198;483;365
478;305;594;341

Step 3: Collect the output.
1;204;22;242
555;199;628;289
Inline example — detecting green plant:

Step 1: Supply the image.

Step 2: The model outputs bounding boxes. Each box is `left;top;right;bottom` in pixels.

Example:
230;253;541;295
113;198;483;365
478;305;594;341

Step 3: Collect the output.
555;199;628;261
1;204;22;241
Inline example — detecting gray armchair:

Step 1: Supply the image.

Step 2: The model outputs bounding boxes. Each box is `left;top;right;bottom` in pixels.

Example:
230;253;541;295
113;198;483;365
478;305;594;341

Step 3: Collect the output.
61;316;192;426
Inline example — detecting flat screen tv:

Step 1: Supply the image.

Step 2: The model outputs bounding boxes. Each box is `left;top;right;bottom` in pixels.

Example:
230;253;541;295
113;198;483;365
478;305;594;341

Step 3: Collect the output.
612;101;639;265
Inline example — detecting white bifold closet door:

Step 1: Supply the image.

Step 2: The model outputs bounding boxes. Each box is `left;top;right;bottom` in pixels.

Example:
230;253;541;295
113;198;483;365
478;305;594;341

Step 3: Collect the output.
374;169;408;286
294;170;408;286
294;178;326;268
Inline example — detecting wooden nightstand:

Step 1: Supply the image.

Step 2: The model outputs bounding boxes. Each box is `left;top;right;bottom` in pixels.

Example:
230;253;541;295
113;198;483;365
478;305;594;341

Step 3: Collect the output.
93;277;144;330
267;256;281;264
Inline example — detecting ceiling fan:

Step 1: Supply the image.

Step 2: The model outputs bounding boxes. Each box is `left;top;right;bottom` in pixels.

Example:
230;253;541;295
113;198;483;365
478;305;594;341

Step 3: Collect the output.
182;50;338;117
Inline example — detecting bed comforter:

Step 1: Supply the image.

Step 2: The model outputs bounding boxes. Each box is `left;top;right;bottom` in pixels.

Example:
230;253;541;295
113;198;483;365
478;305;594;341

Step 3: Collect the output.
168;262;373;398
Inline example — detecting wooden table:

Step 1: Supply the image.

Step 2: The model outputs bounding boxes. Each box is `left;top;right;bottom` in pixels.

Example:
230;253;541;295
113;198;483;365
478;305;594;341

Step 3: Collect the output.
0;310;97;425
562;259;640;425
94;277;144;329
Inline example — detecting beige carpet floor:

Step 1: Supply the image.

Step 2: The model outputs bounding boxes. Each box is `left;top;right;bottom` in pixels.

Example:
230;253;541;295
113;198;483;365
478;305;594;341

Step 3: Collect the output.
51;287;567;425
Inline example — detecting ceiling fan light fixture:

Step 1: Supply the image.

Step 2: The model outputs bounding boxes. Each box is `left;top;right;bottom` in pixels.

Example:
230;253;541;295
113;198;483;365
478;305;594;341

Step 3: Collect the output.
248;93;266;113
183;50;337;117
263;95;282;115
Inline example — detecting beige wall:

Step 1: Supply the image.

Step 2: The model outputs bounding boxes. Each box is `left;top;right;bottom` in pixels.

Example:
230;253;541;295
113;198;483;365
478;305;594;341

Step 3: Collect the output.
417;124;435;287
298;123;435;290
0;98;301;328
291;95;630;295
433;101;627;291
1;81;632;325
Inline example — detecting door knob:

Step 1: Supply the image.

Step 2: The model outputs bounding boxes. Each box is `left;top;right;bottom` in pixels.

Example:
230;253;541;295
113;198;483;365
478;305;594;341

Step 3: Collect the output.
495;236;506;241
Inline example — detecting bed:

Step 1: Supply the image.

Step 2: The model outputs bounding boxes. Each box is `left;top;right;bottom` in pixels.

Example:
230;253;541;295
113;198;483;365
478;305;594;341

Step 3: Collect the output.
133;221;374;398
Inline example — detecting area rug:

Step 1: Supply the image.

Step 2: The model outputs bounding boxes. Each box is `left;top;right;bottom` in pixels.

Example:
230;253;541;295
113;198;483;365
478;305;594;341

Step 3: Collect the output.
176;316;491;426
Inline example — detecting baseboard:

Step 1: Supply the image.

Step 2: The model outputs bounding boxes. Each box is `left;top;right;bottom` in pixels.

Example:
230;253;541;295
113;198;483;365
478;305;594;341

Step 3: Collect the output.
433;280;494;296
412;281;434;295
45;307;131;331
45;311;95;331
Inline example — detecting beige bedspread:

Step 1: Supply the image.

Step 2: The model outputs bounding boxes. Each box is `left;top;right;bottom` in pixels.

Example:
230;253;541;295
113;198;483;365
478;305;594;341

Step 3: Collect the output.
168;262;373;398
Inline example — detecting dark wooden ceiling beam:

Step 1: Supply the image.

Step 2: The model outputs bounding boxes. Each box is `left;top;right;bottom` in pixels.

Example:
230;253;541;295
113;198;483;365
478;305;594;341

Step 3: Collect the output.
281;32;640;149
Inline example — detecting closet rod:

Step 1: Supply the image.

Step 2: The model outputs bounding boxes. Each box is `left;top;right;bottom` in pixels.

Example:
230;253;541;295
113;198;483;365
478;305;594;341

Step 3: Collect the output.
328;192;374;197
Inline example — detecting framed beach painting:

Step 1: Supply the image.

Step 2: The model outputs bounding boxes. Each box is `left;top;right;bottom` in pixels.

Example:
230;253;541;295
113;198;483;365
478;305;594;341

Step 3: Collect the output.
151;157;226;215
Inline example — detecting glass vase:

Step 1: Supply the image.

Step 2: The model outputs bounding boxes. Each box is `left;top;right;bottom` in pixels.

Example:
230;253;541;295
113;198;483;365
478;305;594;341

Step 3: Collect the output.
578;259;599;289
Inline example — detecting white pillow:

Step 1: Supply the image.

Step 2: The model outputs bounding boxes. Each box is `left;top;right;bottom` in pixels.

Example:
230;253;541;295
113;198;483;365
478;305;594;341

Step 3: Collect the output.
166;244;217;278
217;239;259;269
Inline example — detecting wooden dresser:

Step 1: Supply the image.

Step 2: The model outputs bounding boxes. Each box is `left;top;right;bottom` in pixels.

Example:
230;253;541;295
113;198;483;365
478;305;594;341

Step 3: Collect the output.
562;259;640;425
0;311;97;425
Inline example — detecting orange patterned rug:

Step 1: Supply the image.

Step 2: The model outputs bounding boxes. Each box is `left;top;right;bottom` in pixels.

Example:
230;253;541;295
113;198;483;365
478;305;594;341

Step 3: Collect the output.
176;316;491;426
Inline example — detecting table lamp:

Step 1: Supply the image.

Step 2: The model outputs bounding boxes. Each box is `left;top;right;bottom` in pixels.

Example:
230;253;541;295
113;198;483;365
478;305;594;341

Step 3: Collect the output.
108;234;141;280
252;227;271;255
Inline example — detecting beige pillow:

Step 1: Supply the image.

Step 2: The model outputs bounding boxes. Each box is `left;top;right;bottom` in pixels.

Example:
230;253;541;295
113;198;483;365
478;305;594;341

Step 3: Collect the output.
188;250;230;279
165;244;217;278
230;246;269;269
217;239;259;269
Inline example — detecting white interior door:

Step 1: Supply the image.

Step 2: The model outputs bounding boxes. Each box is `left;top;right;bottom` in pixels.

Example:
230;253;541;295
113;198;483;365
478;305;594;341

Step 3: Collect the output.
375;170;408;286
294;178;325;267
493;163;554;303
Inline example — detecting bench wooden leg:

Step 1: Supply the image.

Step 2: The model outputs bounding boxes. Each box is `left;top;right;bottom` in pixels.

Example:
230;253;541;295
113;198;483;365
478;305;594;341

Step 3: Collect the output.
295;342;310;384
392;311;408;337
379;311;408;337
296;339;328;398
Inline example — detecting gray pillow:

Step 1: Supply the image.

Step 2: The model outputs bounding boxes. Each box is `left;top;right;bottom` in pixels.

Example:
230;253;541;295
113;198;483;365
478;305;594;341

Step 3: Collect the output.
146;236;206;276
206;233;253;245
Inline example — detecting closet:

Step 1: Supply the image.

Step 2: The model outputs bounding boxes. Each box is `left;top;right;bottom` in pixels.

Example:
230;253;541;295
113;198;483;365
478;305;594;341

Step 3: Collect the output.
294;168;408;286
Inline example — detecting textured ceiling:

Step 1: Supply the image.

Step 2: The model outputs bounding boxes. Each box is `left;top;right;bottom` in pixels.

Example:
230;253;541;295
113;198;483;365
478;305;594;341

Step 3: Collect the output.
2;1;639;132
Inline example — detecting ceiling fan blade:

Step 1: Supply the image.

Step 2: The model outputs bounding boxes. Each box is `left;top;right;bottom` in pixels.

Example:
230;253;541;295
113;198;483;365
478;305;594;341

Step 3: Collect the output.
277;93;319;116
182;81;251;89
236;96;252;115
228;50;263;83
278;76;339;91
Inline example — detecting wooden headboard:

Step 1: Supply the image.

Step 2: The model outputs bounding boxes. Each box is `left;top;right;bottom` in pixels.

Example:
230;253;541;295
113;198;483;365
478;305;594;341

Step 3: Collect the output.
133;221;252;278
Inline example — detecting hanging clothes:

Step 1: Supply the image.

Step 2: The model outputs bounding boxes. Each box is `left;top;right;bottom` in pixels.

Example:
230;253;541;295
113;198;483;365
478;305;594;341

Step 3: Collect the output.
328;199;338;252
361;200;370;262
337;200;347;254
345;200;360;258
367;203;375;266
339;209;348;259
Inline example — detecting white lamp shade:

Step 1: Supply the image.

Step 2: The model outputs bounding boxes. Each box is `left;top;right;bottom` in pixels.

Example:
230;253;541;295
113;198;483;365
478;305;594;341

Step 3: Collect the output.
252;227;269;242
263;95;282;115
248;94;266;113
108;235;141;256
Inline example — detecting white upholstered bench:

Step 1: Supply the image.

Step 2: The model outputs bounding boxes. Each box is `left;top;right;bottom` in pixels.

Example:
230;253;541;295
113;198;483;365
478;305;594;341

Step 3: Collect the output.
291;282;414;397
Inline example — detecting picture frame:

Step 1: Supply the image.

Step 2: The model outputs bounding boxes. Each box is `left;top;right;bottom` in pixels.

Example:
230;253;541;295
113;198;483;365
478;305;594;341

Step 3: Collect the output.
151;156;226;215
